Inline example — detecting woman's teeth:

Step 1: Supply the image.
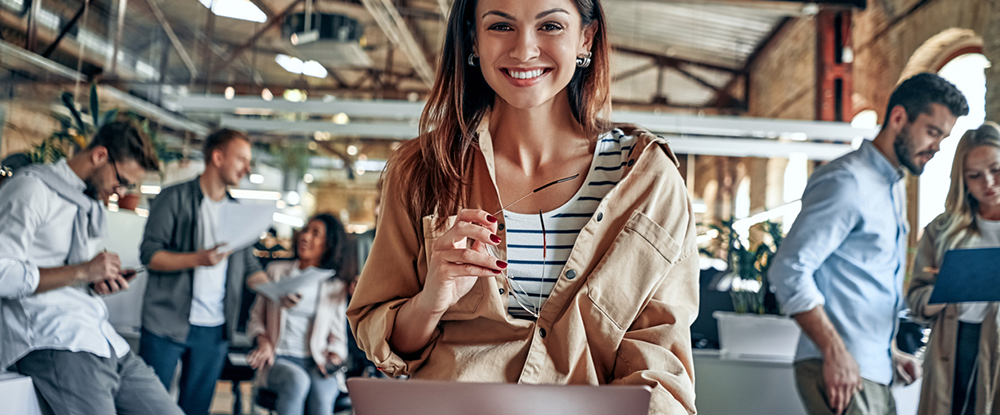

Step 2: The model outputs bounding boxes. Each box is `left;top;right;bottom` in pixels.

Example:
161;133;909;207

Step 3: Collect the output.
508;69;544;79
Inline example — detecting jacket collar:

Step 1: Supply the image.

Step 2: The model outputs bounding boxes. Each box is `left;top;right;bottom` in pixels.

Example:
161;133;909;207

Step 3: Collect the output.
188;175;237;203
474;116;677;189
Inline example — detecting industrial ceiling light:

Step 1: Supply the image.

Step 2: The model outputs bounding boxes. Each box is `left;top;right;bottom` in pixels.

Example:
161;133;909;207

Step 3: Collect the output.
346;145;358;155
262;88;273;101
333;112;349;125
198;0;267;23
249;173;265;184
225;86;235;100
283;89;307;102
274;54;328;79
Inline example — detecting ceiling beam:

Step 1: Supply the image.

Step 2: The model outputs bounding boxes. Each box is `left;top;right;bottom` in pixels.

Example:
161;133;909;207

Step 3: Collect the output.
248;0;278;21
742;16;793;72
359;0;435;86
211;0;305;75
612;61;657;83
145;0;199;78
41;1;88;58
613;45;744;75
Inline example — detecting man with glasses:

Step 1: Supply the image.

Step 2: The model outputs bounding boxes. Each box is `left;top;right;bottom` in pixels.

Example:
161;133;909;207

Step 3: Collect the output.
0;121;181;414
139;128;267;415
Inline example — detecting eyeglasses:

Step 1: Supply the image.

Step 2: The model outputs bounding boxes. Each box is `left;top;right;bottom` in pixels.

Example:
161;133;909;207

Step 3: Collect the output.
108;156;136;192
486;174;579;318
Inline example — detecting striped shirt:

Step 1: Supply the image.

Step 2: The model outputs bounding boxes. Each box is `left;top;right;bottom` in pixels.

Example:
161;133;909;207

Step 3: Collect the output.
503;129;635;318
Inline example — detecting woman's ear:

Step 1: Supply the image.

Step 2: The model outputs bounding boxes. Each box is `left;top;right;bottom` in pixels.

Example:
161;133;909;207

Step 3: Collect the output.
580;23;597;54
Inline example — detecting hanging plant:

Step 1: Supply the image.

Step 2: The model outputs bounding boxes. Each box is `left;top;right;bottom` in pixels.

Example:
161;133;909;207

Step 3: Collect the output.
30;83;117;164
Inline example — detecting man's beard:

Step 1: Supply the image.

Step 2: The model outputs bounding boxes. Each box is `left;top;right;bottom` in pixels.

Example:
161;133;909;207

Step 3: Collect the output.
83;177;101;201
893;126;925;175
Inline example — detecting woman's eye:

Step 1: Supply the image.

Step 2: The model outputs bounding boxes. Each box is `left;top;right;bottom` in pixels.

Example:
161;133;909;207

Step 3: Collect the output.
488;23;512;31
540;22;564;31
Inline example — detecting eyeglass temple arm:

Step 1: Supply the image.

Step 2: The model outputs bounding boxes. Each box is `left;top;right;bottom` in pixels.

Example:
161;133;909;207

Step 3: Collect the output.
492;174;580;217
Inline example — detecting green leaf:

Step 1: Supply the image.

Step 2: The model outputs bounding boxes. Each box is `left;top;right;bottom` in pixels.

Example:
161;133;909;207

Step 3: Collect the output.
90;83;100;127
61;92;86;133
101;109;119;128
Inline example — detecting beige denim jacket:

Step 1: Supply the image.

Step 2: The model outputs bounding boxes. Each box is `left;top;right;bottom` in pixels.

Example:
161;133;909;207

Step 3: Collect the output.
907;214;1000;415
247;260;349;388
347;121;700;415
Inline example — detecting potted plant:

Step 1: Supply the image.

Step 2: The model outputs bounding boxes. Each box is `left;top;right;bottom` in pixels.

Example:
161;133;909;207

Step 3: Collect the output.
704;219;801;361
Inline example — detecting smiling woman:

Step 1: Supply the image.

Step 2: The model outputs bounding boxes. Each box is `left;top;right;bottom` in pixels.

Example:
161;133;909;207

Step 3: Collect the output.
346;0;699;413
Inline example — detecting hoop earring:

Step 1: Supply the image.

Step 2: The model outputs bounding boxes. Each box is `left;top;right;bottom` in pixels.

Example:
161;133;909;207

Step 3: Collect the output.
575;52;592;68
468;53;479;67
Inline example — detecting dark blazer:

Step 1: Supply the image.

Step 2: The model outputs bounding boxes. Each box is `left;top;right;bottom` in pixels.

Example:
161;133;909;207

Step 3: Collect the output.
140;177;263;343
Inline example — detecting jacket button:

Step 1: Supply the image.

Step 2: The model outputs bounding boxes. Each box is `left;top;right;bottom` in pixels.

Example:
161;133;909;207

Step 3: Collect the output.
627;159;635;167
498;223;505;231
565;269;577;280
499;288;505;295
596;212;604;222
539;328;546;338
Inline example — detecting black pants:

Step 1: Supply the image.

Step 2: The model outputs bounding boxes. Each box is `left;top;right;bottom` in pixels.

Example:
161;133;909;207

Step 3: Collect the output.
953;322;981;415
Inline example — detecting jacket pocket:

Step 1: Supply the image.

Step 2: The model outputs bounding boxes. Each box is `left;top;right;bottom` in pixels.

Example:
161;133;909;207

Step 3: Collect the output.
422;214;485;320
586;210;681;331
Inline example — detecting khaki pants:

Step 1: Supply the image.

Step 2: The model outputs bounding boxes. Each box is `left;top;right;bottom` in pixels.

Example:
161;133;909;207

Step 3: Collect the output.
794;359;896;415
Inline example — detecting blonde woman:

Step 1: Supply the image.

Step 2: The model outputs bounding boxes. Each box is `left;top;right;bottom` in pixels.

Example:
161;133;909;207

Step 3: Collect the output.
907;122;1000;415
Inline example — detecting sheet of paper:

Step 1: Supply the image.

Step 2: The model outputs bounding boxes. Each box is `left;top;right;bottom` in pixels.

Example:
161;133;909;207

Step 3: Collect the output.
928;247;1000;304
217;202;278;251
254;267;336;302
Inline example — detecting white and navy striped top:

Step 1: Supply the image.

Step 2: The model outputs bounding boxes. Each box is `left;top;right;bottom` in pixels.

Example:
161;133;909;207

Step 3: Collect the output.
502;129;635;319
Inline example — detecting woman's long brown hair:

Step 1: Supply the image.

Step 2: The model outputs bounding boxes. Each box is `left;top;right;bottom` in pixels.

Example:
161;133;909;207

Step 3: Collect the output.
381;0;612;228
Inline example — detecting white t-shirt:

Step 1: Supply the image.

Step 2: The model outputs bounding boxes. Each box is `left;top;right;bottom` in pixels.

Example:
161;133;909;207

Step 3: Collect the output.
957;216;1000;323
275;266;322;358
189;196;229;327
502;130;633;319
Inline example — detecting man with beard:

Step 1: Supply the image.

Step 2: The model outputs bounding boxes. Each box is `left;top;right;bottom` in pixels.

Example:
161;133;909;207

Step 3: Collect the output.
770;73;969;415
0;121;181;414
139;128;267;415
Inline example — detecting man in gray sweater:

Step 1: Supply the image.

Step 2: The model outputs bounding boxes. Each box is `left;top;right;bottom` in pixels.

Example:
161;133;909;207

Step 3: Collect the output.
139;129;267;415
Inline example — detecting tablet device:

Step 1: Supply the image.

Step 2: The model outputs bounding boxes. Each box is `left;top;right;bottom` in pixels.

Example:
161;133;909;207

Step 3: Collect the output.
928;247;1000;304
347;378;652;415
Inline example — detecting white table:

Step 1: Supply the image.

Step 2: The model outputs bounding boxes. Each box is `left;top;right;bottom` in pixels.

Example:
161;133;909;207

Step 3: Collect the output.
693;350;922;415
0;372;43;415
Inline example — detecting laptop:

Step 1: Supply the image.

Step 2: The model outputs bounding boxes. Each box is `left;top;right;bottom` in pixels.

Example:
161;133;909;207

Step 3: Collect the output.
347;377;652;415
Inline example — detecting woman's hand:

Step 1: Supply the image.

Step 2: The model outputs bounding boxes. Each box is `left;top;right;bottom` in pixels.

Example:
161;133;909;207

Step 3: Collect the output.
415;209;505;315
279;293;302;309
318;352;344;378
247;337;276;370
921;267;946;316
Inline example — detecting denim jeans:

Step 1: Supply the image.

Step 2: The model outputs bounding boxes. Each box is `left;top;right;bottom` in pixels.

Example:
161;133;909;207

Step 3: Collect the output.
267;355;341;415
139;325;229;415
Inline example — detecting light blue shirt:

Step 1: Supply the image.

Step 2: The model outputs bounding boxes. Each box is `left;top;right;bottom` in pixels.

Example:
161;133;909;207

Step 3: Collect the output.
770;140;908;385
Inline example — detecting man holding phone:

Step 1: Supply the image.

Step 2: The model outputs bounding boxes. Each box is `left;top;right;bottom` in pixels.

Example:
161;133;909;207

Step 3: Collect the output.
0;121;180;414
139;128;267;415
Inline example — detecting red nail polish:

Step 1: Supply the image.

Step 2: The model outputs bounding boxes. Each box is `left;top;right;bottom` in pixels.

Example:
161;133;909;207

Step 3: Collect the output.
487;214;497;223
490;234;501;243
493;269;502;274
496;260;508;269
